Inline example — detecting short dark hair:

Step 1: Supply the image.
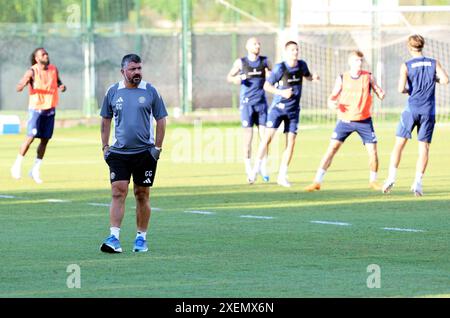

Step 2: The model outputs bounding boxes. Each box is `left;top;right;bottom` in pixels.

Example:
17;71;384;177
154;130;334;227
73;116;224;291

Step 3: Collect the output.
121;54;141;69
408;34;425;52
285;41;298;49
30;47;45;66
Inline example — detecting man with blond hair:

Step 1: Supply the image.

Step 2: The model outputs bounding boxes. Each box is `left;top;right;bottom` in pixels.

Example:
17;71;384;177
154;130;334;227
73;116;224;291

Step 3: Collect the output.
305;50;385;192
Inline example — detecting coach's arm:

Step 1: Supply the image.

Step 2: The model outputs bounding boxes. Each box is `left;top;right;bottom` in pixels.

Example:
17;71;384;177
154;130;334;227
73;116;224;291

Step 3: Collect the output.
101;117;112;155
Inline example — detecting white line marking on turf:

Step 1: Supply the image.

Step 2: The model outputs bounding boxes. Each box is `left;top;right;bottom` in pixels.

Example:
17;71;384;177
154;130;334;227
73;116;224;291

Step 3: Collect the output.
382;227;425;233
310;220;351;226
88;203;110;207
240;215;274;220
0;195;16;199
184;210;215;215
44;199;71;203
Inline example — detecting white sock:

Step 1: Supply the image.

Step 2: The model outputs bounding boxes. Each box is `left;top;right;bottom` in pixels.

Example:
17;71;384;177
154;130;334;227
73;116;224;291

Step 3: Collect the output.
314;168;326;184
137;231;147;240
110;227;120;239
14;154;24;167
388;165;397;182
244;158;252;175
260;156;268;176
278;164;288;179
370;171;377;183
33;158;42;171
414;172;423;185
253;159;262;175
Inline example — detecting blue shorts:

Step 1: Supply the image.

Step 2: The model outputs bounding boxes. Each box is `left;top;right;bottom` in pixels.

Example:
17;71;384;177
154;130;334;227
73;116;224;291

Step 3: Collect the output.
27;108;55;139
240;103;267;128
396;111;435;143
266;105;300;134
332;117;377;144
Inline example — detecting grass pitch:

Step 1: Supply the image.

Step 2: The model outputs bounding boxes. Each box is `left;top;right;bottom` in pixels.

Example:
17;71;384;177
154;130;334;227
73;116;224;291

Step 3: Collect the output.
0;122;449;297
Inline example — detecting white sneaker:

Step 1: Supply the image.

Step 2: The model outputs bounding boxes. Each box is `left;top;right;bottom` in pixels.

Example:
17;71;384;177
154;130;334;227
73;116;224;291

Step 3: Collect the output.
29;169;43;184
247;172;256;184
277;176;291;188
11;164;21;179
411;183;423;197
382;179;395;194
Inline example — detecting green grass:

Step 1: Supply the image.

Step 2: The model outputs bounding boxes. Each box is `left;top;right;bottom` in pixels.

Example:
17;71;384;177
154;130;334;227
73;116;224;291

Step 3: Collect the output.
0;122;449;297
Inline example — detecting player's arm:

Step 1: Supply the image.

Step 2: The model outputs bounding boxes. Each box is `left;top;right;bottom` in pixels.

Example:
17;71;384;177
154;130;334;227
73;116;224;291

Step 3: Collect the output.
263;81;292;99
436;60;449;85
101;117;112;154
16;69;33;92
327;75;342;109
370;74;385;100
56;68;66;92
398;63;408;94
304;73;320;81
265;59;273;78
227;59;244;85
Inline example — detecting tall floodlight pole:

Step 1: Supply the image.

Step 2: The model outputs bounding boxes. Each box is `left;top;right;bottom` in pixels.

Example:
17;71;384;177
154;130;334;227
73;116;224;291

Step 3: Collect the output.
181;0;193;114
83;0;96;117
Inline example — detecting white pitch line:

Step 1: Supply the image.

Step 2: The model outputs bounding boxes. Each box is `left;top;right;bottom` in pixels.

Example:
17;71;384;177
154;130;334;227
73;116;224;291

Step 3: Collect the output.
310;220;351;226
0;195;16;199
184;210;216;215
240;215;274;220
130;206;161;211
88;203;110;207
382;227;425;233
44;199;71;203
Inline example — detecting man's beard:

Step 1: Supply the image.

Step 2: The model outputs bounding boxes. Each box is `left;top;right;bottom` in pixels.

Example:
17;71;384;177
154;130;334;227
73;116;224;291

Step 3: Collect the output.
131;76;141;84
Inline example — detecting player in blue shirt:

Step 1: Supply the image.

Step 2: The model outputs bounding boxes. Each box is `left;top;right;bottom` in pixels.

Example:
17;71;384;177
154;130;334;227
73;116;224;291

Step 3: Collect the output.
250;41;319;187
100;54;168;253
227;37;272;183
383;35;448;196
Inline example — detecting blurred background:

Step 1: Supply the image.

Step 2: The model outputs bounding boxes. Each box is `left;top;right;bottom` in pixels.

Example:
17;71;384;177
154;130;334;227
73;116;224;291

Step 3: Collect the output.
0;0;449;123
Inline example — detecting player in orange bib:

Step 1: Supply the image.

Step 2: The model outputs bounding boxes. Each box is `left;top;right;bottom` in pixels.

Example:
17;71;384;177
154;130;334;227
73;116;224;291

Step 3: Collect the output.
11;48;66;183
305;50;385;192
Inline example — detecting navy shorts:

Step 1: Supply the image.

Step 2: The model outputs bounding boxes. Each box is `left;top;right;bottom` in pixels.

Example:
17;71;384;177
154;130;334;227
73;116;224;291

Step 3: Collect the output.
332;117;377;144
396;111;435;143
266;105;300;134
105;149;158;187
240;103;267;128
27;108;55;139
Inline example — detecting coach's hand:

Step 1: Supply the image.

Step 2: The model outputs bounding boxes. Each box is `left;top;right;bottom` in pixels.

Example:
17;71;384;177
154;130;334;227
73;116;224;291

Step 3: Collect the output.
150;147;161;161
59;84;66;92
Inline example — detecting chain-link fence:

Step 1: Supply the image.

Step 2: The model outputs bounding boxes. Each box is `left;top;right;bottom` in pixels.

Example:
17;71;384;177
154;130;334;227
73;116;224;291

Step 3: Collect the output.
0;0;449;123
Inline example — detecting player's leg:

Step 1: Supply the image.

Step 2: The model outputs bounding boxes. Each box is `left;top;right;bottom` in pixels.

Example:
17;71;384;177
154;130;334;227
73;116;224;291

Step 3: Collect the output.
11;109;40;179
250;108;280;183
305;139;343;192
101;152;131;253
411;114;435;196
277;131;296;187
131;149;158;252
306;120;350;191
383;111;414;193
241;105;254;182
29;110;55;183
365;143;380;190
357;118;381;190
257;107;269;182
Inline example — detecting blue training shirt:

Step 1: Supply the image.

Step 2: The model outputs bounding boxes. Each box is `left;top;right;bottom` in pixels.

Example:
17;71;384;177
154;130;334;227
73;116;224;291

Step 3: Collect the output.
267;60;311;111
405;56;437;115
100;80;168;154
240;56;268;107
